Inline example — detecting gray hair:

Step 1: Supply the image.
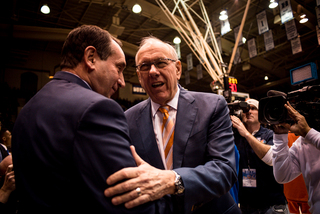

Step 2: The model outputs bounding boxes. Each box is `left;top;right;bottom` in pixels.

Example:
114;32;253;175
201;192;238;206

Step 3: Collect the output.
136;36;178;61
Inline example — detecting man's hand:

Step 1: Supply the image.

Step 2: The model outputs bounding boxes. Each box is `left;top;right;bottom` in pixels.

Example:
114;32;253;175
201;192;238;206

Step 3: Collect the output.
104;146;176;209
284;102;311;137
2;165;15;192
0;164;16;204
273;124;289;134
230;115;250;137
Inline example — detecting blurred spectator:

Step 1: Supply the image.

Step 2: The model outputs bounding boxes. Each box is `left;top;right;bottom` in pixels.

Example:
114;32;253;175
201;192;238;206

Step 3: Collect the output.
1;128;12;154
0;125;10;162
0;156;12;177
0;155;17;214
273;102;320;214
231;99;288;214
283;132;310;214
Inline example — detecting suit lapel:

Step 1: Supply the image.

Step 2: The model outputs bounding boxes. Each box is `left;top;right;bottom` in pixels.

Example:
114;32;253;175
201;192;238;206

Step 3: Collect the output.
136;99;165;169
173;88;197;168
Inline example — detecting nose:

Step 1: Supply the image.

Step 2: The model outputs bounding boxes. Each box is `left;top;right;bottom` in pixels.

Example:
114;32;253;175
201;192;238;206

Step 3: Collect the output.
149;64;160;76
118;73;125;88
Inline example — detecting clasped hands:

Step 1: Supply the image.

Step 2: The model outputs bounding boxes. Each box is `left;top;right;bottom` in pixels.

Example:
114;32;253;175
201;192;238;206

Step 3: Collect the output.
104;146;176;208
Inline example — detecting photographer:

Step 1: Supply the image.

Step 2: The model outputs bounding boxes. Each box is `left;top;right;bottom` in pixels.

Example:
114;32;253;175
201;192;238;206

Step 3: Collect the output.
230;99;287;214
272;102;320;214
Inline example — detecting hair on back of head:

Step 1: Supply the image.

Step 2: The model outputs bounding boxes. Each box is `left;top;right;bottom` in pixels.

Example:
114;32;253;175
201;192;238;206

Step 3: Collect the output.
60;25;122;69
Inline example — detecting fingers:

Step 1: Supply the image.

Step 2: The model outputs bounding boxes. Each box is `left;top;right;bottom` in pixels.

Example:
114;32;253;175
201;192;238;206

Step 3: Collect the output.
130;145;145;166
285;102;299;117
230;115;244;128
3;171;16;191
106;167;139;186
230;115;239;124
109;187;150;208
124;194;151;209
106;147;149;187
105;176;152;208
105;176;137;197
6;164;13;173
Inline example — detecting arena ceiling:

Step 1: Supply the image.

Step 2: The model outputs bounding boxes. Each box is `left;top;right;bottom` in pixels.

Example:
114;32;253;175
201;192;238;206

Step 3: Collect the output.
1;0;320;99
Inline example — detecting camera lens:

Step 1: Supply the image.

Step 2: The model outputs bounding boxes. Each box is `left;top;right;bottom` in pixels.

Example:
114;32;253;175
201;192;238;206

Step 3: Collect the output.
265;102;283;122
259;95;287;124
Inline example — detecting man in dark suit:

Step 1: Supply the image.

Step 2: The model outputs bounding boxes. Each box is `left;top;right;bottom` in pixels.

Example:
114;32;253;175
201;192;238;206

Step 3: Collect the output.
105;36;240;214
11;25;154;214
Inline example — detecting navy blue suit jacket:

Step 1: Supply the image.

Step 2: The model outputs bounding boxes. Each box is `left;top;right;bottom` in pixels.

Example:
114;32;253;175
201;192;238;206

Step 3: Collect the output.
125;86;239;214
12;71;155;214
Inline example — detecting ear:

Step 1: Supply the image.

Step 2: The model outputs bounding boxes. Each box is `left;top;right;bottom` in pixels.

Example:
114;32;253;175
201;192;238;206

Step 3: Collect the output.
84;46;97;71
175;60;182;80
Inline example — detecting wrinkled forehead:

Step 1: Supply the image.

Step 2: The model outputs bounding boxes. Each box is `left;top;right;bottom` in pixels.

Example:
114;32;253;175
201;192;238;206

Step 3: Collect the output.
136;41;173;63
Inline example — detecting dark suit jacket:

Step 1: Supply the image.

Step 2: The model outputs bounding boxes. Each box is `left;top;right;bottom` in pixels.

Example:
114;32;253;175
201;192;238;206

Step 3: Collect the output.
12;71;155;214
125;86;239;214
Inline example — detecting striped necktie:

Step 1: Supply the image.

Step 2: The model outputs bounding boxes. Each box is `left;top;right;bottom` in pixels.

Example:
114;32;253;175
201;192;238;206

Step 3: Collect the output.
158;105;174;170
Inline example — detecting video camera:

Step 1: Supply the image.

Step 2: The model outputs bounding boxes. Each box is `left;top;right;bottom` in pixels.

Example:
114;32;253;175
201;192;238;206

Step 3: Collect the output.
258;85;320;130
228;100;250;118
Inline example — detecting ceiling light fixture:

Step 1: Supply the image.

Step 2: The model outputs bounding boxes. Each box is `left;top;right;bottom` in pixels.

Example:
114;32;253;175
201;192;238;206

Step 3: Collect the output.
219;10;228;21
40;4;50;14
269;0;278;9
264;75;269;80
132;4;142;14
299;14;308;23
173;36;181;44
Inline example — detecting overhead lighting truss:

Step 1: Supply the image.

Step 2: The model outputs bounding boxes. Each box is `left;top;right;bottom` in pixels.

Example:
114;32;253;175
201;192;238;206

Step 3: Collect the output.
155;0;251;87
155;0;225;84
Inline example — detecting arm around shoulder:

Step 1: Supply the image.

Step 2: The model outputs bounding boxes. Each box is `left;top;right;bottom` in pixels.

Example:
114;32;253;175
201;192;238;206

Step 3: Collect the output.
75;98;155;213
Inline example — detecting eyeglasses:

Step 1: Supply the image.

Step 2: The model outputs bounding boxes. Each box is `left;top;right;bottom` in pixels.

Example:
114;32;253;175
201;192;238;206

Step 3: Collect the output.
135;58;176;72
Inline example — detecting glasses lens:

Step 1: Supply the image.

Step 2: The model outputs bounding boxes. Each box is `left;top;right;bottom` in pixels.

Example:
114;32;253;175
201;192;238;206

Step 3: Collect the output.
139;63;150;72
137;58;174;72
155;59;169;68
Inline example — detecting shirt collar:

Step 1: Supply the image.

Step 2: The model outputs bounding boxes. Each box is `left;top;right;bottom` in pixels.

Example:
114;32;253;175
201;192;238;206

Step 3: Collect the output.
61;71;92;90
151;86;180;117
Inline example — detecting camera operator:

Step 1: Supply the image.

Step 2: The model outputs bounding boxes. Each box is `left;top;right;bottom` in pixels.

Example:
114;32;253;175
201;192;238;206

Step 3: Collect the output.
272;101;320;214
230;99;288;214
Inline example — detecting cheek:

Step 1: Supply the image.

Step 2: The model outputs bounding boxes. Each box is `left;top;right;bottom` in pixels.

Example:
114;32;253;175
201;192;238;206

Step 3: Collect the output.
139;76;147;88
168;74;178;85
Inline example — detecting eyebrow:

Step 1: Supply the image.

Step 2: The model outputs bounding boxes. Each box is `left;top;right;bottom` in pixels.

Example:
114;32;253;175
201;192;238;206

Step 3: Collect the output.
117;62;126;69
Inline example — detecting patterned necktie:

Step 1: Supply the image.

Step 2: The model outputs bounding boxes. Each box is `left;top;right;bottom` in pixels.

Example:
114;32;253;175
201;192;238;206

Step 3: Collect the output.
158;105;174;170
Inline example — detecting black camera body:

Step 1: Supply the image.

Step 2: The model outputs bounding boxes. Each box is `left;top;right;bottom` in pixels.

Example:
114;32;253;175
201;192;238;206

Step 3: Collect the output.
259;85;320;130
228;100;250;118
258;95;289;125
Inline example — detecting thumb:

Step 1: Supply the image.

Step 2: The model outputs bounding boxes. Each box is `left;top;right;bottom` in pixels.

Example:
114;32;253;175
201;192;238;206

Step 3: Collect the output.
130;145;145;166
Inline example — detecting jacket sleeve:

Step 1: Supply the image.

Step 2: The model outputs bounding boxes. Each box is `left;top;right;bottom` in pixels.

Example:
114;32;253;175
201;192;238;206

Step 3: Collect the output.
174;95;237;213
74;98;155;213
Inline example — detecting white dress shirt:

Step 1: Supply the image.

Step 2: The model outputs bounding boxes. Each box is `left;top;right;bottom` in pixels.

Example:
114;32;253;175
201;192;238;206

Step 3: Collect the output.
151;87;179;169
272;129;320;213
